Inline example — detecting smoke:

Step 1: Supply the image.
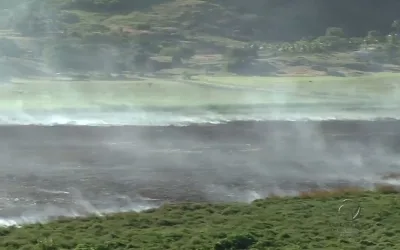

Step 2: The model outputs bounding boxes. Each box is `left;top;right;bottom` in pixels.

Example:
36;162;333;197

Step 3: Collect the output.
1;0;400;229
1;81;400;228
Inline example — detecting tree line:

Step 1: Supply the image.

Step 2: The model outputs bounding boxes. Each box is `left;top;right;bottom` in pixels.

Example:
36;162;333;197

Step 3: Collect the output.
45;0;400;41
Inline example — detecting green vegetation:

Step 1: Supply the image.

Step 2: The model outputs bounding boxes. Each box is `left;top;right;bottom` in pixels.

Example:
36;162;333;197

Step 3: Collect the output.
2;0;400;80
1;188;400;249
1;73;399;110
1;3;400;250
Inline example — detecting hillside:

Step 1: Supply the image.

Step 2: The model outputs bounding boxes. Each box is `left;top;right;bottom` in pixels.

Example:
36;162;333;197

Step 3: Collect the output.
1;0;400;78
27;0;400;41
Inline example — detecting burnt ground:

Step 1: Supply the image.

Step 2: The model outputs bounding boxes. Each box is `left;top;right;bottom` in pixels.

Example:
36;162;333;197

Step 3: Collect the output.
0;120;400;224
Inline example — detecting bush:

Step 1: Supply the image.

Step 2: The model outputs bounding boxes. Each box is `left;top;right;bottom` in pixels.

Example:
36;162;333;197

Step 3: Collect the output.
131;34;163;53
64;0;170;12
224;58;252;73
325;27;345;37
146;59;173;71
314;36;350;51
159;47;180;57
224;47;258;61
179;47;195;60
74;243;96;250
159;46;195;60
132;51;150;69
78;24;110;34
82;32;124;44
214;233;257;250
135;23;151;30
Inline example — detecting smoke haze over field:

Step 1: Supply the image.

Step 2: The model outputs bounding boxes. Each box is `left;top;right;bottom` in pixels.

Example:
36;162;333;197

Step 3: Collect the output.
0;121;400;227
1;0;400;228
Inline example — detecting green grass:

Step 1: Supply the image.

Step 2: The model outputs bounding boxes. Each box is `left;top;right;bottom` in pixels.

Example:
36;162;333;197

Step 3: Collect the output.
1;188;400;249
2;75;393;111
3;78;271;110
193;73;400;100
195;72;400;88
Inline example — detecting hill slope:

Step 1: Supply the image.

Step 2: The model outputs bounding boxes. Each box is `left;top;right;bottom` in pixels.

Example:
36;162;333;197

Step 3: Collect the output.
44;0;400;42
3;0;400;42
2;0;400;78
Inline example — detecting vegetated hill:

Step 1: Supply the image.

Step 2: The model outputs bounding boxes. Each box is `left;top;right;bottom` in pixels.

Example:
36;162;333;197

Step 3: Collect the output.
3;0;400;43
34;0;400;42
3;0;400;77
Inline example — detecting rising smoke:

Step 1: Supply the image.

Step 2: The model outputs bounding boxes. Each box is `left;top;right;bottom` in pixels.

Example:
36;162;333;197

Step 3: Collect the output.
0;0;400;227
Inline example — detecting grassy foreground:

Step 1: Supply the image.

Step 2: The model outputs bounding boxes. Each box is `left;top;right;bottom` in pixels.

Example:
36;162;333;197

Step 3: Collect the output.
1;188;400;250
1;73;399;110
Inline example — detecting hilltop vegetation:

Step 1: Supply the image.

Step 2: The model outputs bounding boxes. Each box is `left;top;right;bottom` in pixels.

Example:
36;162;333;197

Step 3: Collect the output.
1;0;400;79
2;0;400;39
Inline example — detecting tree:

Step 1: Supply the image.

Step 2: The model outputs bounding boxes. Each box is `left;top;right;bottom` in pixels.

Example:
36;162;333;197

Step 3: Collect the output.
224;47;258;61
214;233;257;250
132;50;150;70
383;43;399;61
366;30;381;44
392;20;400;34
223;47;258;74
387;34;398;44
171;53;183;66
325;27;345;37
367;30;381;38
179;47;195;60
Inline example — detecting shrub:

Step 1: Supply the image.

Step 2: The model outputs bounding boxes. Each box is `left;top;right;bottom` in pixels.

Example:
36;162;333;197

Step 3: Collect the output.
135;23;151;30
159;46;195;60
375;184;399;194
325;27;345;37
224;47;258;61
214;233;257;250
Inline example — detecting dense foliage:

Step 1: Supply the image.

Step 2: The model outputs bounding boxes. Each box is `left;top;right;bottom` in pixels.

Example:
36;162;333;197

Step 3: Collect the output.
59;0;172;12
1;189;400;249
45;0;400;41
2;0;400;75
2;0;400;40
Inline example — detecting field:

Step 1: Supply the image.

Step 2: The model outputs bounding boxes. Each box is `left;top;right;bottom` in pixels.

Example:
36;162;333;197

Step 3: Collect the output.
1;73;399;111
1;189;400;250
2;1;400;250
